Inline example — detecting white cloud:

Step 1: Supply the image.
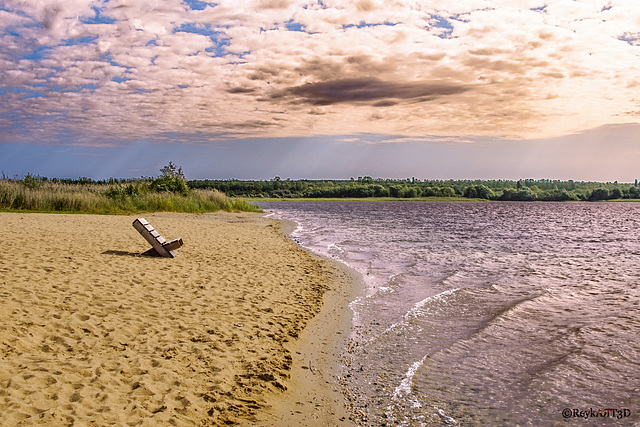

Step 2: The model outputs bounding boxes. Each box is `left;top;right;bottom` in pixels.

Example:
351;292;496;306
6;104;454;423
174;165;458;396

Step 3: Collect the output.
0;9;31;29
0;0;639;144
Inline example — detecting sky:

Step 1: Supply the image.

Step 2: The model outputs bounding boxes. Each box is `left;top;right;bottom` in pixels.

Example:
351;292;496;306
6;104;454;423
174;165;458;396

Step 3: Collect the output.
1;0;639;181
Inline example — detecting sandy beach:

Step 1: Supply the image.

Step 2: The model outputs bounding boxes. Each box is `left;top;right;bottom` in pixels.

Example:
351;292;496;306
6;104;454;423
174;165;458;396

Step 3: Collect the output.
0;212;357;426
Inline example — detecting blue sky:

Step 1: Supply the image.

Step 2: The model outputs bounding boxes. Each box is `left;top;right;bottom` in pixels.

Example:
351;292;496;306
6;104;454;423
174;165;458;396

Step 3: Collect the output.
1;1;639;181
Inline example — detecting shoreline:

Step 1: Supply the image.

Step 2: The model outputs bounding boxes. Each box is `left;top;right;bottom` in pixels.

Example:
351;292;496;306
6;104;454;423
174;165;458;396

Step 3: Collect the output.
256;218;362;426
249;197;484;202
0;211;359;426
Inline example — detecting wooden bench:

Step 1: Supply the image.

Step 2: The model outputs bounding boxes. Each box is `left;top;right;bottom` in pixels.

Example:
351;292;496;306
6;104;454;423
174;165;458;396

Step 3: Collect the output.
132;218;183;258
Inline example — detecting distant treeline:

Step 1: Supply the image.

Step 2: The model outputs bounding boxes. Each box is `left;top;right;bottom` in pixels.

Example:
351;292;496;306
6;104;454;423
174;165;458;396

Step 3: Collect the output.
5;174;640;202
188;177;640;201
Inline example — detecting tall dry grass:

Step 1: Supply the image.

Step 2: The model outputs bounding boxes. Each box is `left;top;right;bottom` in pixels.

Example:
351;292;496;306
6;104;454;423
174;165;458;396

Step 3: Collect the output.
0;181;260;214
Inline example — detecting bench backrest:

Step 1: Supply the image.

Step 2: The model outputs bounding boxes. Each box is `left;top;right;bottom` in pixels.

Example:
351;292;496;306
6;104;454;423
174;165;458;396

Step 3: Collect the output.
132;218;182;258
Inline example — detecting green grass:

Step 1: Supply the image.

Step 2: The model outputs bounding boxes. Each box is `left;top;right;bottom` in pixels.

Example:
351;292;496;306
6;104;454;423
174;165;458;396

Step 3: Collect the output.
0;181;261;214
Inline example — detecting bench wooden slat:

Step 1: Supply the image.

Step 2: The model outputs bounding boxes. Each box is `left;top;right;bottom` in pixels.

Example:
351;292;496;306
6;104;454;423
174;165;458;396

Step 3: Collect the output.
132;218;181;258
163;238;183;252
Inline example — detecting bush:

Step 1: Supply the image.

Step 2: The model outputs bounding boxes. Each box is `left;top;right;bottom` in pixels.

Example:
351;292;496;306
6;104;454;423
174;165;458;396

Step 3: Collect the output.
106;183;140;200
23;174;40;189
589;188;610;201
540;189;579;201
402;187;418;198
150;175;190;195
150;162;190;195
610;188;623;199
625;186;640;199
464;184;495;200
423;186;456;198
499;188;537;201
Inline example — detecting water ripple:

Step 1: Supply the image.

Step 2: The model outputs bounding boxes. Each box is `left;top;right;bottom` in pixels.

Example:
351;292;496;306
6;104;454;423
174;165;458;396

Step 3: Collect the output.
259;201;640;426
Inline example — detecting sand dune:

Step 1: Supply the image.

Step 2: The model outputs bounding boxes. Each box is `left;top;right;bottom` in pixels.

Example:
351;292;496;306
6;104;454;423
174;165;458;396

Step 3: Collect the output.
0;212;353;426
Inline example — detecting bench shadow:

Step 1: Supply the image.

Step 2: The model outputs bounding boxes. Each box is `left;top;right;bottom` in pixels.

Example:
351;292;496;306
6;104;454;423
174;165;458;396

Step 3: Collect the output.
102;250;160;258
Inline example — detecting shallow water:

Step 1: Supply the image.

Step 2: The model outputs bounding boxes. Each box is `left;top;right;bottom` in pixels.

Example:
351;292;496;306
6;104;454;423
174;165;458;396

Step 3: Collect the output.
260;201;640;426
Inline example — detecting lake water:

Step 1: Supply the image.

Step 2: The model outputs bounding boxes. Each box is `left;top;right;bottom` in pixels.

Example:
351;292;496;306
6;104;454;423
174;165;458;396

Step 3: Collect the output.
259;201;640;426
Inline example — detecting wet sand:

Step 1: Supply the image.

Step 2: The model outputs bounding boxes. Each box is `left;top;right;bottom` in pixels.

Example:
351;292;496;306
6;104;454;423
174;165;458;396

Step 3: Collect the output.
0;212;357;426
256;220;360;426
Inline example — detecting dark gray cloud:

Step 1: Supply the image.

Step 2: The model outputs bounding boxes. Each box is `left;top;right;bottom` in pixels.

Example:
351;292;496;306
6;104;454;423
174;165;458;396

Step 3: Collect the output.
227;86;256;94
272;78;470;106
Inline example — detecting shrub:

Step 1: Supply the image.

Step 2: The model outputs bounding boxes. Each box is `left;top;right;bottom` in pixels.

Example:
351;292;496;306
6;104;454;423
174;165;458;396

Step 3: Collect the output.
625;186;640;199
499;188;537;201
464;184;495;200
23;174;40;189
589;188;610;201
610;188;623;199
150;162;190;195
540;189;579;201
